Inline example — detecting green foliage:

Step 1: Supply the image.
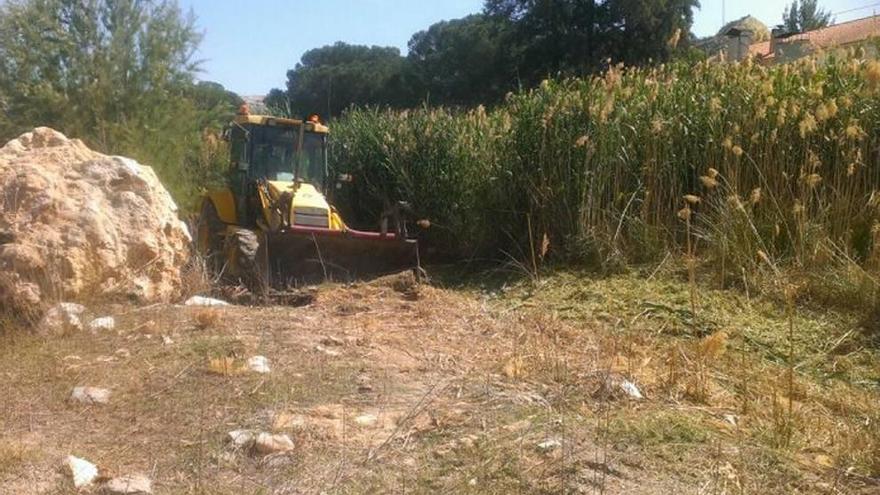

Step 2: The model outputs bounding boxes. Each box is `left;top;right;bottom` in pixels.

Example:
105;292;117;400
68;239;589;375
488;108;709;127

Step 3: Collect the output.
329;106;501;257
484;0;699;84
264;88;291;116
331;52;880;284
271;1;701;117
281;42;411;118
0;0;237;209
406;14;512;106
783;0;833;33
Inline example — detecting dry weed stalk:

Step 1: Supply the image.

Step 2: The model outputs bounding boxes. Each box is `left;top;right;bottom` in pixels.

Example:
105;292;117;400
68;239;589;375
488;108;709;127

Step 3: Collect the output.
679;196;699;319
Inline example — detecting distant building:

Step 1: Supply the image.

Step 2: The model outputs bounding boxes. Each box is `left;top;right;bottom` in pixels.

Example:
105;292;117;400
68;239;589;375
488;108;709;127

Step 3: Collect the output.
696;15;771;62
749;16;880;64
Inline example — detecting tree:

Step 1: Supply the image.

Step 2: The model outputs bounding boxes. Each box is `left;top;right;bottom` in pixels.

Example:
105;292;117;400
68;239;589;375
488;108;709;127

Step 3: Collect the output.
0;0;226;205
0;0;201;143
604;0;698;64
485;0;606;85
407;14;513;106
188;81;244;127
274;43;410;118
264;88;291;116
783;0;832;33
484;0;699;86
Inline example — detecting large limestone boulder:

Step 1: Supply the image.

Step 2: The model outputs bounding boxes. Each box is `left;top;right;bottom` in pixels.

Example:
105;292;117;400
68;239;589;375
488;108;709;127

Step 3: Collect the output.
0;128;190;315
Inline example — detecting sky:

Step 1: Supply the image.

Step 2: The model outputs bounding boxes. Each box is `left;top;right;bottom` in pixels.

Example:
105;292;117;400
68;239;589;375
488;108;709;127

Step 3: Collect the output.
180;0;877;96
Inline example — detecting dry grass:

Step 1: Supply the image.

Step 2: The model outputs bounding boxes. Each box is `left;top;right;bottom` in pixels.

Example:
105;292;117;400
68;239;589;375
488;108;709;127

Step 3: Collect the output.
0;270;878;493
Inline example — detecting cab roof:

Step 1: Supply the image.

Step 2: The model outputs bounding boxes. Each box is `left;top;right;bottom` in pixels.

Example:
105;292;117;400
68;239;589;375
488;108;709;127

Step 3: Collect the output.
233;114;329;134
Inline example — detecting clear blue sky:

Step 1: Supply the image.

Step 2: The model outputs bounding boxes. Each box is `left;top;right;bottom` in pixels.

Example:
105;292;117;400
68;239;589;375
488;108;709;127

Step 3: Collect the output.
180;0;874;96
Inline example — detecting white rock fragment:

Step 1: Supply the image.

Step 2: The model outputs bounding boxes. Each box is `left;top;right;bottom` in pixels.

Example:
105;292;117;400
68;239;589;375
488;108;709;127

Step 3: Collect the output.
184;296;229;307
227;429;255;449
70;386;111;404
254;433;295;455
65;455;99;488
41;303;86;335
247;356;271;374
88;316;115;331
354;414;378;427
102;474;152;494
537;439;562;452
314;345;341;357
161;335;174;345
619;379;644;400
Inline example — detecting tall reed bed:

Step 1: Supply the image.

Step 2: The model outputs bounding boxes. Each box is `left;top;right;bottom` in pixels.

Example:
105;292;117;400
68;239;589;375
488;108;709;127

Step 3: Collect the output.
330;49;880;298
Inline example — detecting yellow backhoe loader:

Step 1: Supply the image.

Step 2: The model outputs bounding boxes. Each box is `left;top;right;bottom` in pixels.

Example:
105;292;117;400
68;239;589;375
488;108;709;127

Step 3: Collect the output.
196;105;418;289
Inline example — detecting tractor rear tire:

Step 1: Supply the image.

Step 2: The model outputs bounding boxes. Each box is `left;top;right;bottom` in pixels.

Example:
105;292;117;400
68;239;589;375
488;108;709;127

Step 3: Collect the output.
225;228;266;292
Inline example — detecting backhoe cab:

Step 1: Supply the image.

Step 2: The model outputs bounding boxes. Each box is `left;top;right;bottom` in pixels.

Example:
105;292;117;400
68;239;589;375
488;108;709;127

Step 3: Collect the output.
196;105;418;289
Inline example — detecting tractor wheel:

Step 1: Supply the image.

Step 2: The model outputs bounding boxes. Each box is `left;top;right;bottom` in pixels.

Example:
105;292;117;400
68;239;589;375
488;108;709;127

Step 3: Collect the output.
225;227;267;292
196;200;225;274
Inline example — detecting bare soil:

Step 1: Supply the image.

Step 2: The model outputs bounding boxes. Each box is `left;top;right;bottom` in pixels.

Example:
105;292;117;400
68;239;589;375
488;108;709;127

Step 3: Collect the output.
1;271;878;494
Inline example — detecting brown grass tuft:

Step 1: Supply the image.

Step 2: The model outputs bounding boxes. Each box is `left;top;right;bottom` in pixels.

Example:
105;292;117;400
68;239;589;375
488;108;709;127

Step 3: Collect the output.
193;308;221;330
206;356;242;376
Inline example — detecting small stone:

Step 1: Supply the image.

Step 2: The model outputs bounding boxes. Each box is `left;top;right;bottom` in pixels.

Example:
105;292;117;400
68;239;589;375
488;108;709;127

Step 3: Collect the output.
320;335;344;346
41;302;86;335
139;320;158;334
161;335;174;345
184;296;229;307
70;386;111;404
115;348;131;359
88;316;115;332
457;434;478;449
102;474;152;494
537;438;562;452
254;433;294;455
227;429;255;449
66;455;99;488
273;413;305;431
619;379;644;400
314;345;340;357
354;414;378;427
814;454;834;468
247;356;270;374
356;374;373;392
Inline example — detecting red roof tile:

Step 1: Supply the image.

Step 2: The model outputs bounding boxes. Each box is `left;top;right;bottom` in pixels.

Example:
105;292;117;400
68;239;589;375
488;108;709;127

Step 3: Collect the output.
749;40;771;57
785;16;880;49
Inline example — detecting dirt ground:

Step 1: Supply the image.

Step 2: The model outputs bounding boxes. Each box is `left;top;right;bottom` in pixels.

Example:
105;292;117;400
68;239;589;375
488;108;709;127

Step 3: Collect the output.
1;270;879;494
